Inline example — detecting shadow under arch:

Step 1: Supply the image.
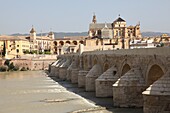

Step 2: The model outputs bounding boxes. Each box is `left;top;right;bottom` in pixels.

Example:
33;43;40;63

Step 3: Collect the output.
93;55;98;66
146;64;165;86
83;55;88;70
121;64;131;76
103;63;109;72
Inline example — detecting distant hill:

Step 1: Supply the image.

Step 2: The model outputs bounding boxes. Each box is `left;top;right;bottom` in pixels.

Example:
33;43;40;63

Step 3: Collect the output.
9;31;170;38
10;32;88;38
53;32;88;38
142;32;170;37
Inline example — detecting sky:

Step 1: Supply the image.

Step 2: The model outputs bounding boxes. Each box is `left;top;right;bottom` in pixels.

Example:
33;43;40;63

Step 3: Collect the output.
0;0;170;35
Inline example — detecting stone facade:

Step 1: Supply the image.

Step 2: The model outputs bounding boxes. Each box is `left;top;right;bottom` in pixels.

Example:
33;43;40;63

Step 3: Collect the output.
0;58;55;71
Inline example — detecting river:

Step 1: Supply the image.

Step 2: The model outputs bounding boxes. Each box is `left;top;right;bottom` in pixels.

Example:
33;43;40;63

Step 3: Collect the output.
0;71;143;113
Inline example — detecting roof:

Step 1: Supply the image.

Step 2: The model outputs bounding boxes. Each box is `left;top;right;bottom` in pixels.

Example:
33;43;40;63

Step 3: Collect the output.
114;17;126;22
36;36;53;41
0;36;28;41
89;23;112;29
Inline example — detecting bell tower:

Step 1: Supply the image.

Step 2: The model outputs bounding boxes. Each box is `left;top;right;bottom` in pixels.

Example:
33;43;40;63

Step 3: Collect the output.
30;26;36;43
92;13;97;23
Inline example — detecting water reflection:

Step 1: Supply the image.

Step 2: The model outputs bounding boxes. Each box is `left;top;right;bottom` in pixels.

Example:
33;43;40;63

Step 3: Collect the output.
0;71;43;80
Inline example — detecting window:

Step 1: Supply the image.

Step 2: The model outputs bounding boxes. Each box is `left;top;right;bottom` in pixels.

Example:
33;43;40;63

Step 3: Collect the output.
17;45;19;47
16;49;19;53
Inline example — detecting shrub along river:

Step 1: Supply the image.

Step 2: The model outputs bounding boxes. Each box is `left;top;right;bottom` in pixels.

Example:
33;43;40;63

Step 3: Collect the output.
0;71;143;113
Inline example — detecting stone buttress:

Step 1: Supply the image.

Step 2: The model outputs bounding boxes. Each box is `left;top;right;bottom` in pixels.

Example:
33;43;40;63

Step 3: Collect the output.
55;58;66;78
49;58;62;77
58;57;71;80
85;64;102;91
95;65;119;97
142;71;170;113
78;55;89;88
66;56;79;83
113;67;146;107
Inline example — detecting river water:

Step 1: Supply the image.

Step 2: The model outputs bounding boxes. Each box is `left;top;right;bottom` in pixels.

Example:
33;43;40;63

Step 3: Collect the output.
0;71;143;113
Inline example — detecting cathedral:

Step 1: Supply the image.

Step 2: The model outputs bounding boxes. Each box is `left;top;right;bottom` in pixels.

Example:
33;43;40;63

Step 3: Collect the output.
88;14;142;39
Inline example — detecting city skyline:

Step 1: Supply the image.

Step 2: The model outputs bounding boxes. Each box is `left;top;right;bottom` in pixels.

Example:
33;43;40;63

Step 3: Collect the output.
0;0;170;35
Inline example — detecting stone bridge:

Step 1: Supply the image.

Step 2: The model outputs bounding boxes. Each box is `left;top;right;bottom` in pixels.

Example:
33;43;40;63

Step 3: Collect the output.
49;47;170;113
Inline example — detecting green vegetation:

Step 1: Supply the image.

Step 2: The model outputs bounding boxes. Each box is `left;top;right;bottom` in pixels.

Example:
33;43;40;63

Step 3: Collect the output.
44;51;51;55
0;66;8;72
23;50;30;54
30;50;38;54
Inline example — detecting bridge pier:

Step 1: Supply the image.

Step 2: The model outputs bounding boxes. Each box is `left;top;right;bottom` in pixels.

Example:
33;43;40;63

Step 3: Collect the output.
71;69;79;83
49;59;60;77
95;65;119;97
143;71;170;113
59;58;71;80
66;59;78;81
85;64;102;91
78;70;89;88
113;68;146;107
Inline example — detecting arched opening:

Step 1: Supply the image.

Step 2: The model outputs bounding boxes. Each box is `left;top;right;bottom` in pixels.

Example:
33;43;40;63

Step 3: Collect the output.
59;49;61;55
121;64;131;76
66;41;71;44
73;41;78;45
84;57;88;70
104;63;109;72
54;41;57;46
147;64;164;86
59;41;64;46
79;40;84;44
93;59;97;65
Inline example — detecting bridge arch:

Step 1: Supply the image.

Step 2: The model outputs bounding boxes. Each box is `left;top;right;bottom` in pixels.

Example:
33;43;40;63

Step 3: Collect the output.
103;63;109;72
93;55;98;66
146;64;165;86
121;63;131;76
